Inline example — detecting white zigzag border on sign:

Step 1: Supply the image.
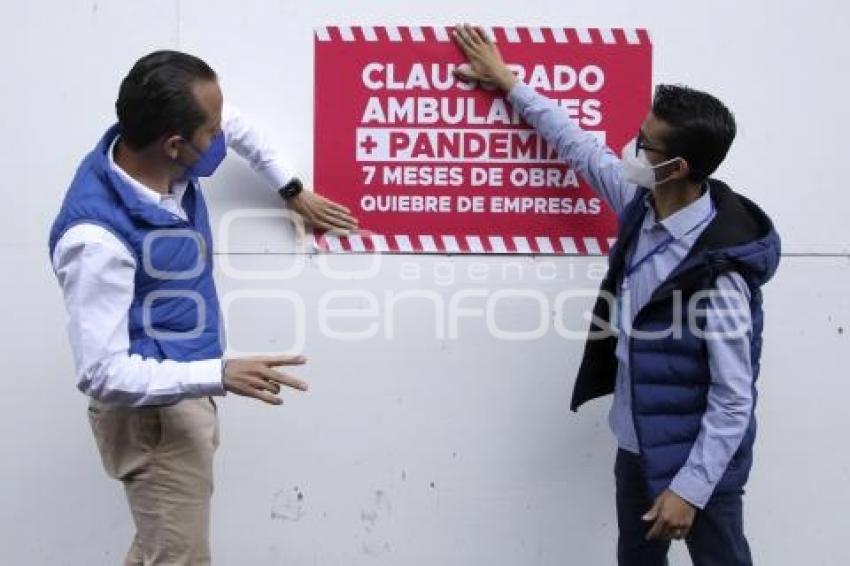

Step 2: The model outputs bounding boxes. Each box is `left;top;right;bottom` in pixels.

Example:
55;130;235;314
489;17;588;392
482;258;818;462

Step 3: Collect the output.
313;234;614;255
315;26;650;46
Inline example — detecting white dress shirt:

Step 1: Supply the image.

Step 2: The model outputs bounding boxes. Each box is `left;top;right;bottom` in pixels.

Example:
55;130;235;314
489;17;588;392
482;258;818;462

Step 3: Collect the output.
52;103;295;406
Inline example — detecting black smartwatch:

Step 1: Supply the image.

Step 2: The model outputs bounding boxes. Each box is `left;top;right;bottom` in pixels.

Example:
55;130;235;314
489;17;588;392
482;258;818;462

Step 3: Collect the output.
278;177;304;200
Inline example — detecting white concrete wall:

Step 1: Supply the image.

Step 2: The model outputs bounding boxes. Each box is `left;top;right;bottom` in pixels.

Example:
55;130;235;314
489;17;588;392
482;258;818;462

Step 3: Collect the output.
0;0;847;564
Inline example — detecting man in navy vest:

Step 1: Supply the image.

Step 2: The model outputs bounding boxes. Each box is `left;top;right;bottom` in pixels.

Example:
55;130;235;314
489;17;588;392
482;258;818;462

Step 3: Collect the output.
454;25;780;565
49;51;357;564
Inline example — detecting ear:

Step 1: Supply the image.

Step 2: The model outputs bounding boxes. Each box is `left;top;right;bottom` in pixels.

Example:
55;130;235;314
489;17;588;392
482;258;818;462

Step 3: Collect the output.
671;157;691;181
161;134;184;161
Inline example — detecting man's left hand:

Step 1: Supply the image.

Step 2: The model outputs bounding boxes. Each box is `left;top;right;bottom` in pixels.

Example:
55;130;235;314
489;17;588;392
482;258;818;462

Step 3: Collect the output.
287;190;359;233
643;489;697;541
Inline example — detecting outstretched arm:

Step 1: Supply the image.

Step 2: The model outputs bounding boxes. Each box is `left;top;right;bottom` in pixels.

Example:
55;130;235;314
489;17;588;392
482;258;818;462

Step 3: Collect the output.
223;103;358;232
452;24;637;215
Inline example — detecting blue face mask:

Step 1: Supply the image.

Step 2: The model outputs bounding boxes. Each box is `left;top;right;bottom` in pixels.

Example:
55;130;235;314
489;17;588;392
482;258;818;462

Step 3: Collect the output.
181;131;226;178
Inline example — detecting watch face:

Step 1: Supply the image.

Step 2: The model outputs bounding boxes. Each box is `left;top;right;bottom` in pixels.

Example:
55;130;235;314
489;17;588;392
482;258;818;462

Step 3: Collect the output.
280;179;303;198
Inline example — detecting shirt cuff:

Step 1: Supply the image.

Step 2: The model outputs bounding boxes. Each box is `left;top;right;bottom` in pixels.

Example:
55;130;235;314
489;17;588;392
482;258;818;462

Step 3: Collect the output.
506;81;537;111
186;358;226;397
669;465;716;510
259;162;297;195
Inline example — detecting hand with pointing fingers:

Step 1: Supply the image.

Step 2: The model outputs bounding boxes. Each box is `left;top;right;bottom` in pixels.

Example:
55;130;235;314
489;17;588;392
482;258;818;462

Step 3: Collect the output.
452;23;517;93
223;354;309;405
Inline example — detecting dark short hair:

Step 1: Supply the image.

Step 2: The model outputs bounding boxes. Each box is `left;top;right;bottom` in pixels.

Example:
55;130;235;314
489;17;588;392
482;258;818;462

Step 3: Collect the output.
115;50;217;150
651;84;737;182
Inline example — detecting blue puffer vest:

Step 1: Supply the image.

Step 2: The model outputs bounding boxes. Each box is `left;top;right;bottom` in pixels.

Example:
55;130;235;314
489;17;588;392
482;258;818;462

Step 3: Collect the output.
571;180;781;498
48;124;222;364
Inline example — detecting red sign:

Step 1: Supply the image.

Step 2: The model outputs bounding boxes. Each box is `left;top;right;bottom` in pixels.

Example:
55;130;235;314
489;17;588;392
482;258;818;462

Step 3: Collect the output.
314;26;652;254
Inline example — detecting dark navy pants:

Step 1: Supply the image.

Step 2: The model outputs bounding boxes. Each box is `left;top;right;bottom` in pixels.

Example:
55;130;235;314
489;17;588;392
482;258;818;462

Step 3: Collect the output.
615;450;753;566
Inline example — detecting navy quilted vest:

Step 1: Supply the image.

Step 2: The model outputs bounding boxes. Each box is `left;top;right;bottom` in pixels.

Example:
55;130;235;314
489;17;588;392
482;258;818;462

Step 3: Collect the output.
571;180;781;498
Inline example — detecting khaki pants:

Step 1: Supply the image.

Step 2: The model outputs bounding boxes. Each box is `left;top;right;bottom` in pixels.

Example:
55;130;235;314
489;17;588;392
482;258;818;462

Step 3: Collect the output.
88;396;220;565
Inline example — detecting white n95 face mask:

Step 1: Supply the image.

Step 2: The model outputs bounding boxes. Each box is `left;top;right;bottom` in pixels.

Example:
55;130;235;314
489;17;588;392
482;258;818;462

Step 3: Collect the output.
620;137;680;188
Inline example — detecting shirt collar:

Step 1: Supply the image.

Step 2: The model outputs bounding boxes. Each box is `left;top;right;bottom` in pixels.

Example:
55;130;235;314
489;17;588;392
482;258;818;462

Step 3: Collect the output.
642;184;712;239
108;135;188;205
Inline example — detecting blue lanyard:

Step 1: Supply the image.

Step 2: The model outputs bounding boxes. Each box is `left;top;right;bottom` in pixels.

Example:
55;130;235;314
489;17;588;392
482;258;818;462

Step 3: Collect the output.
615;204;715;333
624;204;715;279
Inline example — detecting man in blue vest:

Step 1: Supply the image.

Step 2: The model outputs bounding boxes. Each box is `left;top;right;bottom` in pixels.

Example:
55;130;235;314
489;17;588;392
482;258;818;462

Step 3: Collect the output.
48;51;357;564
454;25;780;565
